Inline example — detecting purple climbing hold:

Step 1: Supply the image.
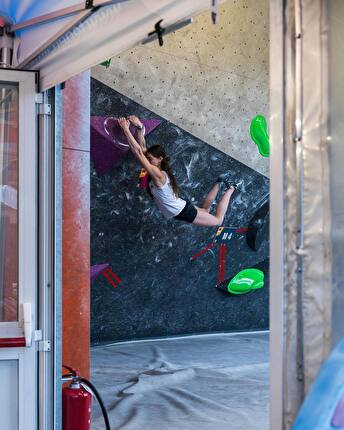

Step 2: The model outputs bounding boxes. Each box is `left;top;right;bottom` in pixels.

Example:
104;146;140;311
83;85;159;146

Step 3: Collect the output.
90;263;109;282
91;116;161;175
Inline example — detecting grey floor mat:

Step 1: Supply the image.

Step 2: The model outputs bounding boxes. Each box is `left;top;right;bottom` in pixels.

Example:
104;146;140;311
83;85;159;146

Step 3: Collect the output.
90;332;269;430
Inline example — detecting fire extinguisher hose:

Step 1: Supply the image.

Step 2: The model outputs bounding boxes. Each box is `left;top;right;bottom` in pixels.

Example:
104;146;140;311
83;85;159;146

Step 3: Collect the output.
80;378;111;430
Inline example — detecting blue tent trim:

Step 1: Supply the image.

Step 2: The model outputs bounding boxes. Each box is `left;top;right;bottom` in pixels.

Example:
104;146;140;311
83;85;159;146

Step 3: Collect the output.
292;338;344;429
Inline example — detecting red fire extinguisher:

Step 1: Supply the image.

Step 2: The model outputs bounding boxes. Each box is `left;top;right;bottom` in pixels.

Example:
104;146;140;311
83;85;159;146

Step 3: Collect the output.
62;364;110;430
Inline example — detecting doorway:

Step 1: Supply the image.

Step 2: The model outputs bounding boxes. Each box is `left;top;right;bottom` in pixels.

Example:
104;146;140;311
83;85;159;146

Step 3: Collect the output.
89;1;270;428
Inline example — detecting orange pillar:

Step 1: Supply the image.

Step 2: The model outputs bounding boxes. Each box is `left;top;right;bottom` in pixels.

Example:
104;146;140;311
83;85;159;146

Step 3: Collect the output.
62;71;90;378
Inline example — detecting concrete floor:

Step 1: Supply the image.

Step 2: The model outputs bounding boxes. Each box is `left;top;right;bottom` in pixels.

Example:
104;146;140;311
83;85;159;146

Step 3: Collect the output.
90;332;269;430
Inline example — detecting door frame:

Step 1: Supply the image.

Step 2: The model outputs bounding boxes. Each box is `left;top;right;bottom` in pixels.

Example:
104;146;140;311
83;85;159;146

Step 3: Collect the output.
0;69;62;430
0;69;38;430
37;86;63;430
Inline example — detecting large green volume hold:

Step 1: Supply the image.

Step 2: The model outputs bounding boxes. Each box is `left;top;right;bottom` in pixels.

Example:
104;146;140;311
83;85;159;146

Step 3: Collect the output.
227;268;264;294
249;115;270;157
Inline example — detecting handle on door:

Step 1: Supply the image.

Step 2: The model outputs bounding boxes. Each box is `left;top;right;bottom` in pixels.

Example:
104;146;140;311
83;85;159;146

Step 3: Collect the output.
22;303;32;347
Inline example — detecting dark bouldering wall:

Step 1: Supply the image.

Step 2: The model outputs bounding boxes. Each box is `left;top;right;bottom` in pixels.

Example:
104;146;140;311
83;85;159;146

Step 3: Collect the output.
91;78;269;345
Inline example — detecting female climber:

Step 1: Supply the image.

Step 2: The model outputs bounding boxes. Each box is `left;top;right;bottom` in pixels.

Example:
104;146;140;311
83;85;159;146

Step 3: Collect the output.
118;116;238;227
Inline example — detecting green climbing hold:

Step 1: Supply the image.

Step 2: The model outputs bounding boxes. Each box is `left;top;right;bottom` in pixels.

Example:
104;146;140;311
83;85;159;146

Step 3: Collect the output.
249;115;270;157
227;268;264;294
100;59;112;68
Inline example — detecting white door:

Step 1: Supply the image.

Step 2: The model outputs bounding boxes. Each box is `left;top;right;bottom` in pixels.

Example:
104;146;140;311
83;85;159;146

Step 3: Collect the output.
0;70;37;430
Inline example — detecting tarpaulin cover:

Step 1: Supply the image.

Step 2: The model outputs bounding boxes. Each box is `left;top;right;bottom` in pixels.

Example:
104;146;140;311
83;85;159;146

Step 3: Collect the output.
91;332;269;430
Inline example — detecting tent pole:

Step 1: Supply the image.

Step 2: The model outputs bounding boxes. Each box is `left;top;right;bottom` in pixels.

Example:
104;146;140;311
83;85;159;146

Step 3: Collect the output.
294;0;305;393
0;29;13;68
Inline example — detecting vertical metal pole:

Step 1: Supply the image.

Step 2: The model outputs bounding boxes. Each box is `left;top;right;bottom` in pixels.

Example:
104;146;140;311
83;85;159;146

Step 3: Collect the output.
294;0;305;393
269;0;285;428
38;89;55;430
54;84;63;430
0;30;13;68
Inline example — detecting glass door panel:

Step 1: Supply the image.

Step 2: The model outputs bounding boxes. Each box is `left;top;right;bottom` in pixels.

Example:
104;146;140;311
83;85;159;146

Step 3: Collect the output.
0;81;19;322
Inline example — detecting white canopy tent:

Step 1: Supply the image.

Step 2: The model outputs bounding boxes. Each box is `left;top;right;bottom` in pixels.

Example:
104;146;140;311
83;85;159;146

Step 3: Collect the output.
0;0;219;90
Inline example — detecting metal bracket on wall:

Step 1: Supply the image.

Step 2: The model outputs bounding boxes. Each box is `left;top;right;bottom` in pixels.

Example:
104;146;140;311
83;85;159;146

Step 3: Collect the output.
211;0;218;24
142;18;192;46
35;330;51;351
147;20;165;46
38;104;51;116
38;340;51;352
36;93;51;115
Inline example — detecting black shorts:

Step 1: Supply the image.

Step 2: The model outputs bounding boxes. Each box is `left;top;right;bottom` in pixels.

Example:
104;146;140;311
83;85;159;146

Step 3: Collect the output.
174;201;197;223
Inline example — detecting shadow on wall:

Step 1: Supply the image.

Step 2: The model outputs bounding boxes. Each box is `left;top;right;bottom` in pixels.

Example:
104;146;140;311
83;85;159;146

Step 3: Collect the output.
90;78;269;344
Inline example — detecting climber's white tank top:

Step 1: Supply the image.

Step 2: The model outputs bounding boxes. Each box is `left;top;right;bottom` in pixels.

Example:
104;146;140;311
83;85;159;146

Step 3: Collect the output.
150;171;186;219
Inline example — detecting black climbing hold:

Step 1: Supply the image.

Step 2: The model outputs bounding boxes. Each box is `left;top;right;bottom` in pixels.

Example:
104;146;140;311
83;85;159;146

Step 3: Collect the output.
246;195;269;251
